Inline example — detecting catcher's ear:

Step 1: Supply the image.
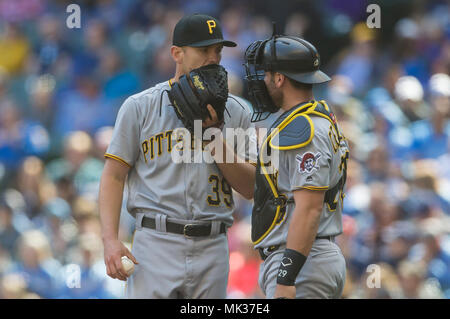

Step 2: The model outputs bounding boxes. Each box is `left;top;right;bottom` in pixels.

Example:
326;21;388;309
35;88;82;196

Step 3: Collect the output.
275;72;285;89
171;46;184;64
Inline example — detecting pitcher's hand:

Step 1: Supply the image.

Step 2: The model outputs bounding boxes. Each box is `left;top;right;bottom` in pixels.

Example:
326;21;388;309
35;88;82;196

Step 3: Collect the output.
103;239;138;281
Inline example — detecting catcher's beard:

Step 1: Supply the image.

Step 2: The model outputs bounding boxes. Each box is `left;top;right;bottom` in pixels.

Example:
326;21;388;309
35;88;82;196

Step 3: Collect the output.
266;76;284;108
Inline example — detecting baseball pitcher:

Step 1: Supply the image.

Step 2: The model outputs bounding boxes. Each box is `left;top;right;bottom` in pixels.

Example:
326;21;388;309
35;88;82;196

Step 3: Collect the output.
99;14;257;299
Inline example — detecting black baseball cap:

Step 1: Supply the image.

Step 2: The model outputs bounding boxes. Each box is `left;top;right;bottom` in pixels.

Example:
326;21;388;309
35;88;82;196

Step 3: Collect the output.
172;14;237;48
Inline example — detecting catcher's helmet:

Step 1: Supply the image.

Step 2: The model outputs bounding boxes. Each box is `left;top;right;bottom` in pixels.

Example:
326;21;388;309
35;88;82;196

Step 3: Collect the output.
244;31;330;121
260;36;331;84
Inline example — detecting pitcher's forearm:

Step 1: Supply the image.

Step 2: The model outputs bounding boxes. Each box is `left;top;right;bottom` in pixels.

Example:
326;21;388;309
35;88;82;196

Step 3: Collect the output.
209;137;256;199
216;161;255;199
99;174;126;241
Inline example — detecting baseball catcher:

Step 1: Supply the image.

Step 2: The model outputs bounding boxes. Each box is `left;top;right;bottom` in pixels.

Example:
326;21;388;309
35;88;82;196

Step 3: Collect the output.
244;28;349;299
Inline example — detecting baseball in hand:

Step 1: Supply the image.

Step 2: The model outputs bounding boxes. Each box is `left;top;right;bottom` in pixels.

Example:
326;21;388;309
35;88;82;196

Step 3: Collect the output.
121;256;135;276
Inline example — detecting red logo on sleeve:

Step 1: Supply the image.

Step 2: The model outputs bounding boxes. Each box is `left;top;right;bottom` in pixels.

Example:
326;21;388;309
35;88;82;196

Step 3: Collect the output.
295;152;321;174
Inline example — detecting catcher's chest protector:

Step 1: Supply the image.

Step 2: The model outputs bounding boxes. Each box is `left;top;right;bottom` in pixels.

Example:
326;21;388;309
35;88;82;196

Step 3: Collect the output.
251;100;340;244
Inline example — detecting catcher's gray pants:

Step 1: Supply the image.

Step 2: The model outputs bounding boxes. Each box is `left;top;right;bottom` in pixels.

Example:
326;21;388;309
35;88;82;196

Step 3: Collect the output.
259;238;346;299
126;213;229;299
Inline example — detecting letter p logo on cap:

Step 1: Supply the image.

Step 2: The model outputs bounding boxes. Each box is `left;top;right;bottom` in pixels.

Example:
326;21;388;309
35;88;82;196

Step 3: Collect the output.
206;20;216;34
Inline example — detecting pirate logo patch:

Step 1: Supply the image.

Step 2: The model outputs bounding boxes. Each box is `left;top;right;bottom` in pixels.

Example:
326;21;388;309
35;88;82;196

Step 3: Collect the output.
329;112;337;125
295;152;321;174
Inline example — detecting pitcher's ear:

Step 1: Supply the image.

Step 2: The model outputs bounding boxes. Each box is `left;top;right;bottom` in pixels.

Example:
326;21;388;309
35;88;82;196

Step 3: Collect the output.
171;46;184;64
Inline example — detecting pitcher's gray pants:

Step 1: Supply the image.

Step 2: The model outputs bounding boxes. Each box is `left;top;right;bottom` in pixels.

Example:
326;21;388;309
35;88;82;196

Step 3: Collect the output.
126;213;229;299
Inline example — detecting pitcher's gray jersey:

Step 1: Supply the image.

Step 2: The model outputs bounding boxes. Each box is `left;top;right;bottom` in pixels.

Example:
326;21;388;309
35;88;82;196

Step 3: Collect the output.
255;101;349;249
105;80;257;225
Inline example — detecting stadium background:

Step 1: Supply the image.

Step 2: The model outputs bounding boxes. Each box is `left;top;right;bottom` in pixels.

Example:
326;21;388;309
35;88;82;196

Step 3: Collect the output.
0;0;449;298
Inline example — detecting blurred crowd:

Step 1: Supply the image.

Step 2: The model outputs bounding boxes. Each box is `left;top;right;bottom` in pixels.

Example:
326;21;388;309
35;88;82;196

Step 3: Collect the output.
0;0;449;299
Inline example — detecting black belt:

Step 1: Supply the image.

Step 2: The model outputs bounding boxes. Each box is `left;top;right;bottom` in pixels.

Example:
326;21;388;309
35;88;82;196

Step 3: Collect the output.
316;235;335;241
141;216;227;238
258;236;336;261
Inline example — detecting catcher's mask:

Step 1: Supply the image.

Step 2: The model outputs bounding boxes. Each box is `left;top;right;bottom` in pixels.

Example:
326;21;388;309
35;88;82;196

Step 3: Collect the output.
244;25;331;122
244;37;278;122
